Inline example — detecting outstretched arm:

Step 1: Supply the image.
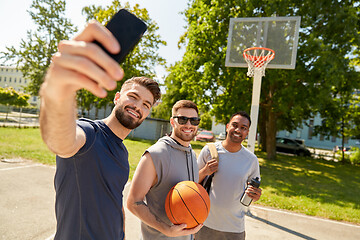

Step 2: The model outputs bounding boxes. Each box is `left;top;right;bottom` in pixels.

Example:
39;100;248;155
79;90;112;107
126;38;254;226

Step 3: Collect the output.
39;21;124;157
126;152;202;237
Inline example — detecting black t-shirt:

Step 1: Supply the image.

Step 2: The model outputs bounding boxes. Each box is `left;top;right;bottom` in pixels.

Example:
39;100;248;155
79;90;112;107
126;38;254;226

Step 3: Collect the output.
54;119;129;240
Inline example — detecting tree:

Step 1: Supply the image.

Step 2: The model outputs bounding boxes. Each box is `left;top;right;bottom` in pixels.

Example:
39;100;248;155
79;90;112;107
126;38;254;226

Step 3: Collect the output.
0;87;29;106
0;0;77;96
0;87;30;121
77;89;96;118
314;88;360;163
351;95;360;139
159;0;360;159
80;0;167;114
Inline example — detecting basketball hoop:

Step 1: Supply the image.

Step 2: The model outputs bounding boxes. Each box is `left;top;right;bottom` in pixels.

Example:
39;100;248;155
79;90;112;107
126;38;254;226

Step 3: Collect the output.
225;16;300;153
243;47;275;77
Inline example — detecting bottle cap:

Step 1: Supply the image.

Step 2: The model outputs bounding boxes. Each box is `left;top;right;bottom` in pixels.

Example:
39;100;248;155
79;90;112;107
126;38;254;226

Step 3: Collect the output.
250;177;261;188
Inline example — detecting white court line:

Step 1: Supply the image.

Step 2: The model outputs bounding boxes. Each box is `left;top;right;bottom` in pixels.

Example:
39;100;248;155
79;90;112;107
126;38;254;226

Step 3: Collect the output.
0;164;40;171
44;233;55;240
252;205;360;228
0;163;56;171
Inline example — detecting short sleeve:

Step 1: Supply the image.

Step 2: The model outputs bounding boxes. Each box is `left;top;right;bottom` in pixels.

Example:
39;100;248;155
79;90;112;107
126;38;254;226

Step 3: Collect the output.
247;154;261;183
76;119;97;155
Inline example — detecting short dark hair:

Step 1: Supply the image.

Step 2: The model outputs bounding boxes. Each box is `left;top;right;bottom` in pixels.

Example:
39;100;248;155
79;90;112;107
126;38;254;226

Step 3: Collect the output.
229;111;251;126
121;77;161;104
172;100;198;116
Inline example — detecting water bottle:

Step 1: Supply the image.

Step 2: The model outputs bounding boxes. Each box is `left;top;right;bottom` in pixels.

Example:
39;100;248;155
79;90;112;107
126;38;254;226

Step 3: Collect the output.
240;177;260;206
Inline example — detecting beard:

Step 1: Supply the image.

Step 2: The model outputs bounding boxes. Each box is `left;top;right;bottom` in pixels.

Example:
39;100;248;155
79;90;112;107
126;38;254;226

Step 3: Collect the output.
173;127;197;142
115;104;144;130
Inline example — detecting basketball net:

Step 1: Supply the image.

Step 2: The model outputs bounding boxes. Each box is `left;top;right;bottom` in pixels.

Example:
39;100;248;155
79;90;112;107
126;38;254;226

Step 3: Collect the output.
243;47;275;77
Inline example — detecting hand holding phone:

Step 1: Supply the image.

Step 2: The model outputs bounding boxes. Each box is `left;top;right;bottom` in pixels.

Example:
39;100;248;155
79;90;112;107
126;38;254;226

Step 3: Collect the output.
94;9;147;64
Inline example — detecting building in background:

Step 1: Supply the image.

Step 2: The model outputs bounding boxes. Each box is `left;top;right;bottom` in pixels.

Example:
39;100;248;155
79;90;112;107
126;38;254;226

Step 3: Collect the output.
211;118;226;135
211;115;359;150
278;89;359;150
277;113;359;150
0;65;39;107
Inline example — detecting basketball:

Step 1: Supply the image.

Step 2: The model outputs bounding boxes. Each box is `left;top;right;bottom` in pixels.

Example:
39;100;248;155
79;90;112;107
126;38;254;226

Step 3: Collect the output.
165;181;210;229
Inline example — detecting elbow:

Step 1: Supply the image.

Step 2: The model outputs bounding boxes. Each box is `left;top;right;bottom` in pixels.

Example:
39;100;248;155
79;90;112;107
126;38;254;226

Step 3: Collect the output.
43;139;77;157
126;195;146;216
126;197;136;214
126;199;132;213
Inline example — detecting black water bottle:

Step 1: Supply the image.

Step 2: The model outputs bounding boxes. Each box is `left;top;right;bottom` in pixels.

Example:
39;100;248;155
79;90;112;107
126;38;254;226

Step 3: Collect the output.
240;177;260;206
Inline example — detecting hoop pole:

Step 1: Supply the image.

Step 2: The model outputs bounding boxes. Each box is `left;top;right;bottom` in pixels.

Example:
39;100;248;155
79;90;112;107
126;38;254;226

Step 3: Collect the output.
247;69;262;153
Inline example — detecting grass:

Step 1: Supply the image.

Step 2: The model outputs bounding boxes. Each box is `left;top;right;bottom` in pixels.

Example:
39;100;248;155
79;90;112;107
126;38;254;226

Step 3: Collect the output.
0;127;55;164
0;127;157;179
256;151;360;224
1;127;359;224
124;138;156;179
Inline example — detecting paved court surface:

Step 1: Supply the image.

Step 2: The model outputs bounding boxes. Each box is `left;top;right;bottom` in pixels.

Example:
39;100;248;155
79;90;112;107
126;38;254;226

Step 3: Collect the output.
0;159;56;240
1;159;360;240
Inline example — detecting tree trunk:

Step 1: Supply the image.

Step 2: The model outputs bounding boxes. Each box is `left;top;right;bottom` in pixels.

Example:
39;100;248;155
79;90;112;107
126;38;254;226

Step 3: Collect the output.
5;104;10;121
18;107;22;128
341;117;345;164
266;110;277;160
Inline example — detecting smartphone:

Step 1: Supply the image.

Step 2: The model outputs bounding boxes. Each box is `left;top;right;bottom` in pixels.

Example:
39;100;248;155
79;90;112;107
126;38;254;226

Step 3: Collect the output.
95;9;147;64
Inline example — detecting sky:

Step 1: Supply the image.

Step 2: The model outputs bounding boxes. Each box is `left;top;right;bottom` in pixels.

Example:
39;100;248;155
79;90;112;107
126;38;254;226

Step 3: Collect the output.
0;0;189;78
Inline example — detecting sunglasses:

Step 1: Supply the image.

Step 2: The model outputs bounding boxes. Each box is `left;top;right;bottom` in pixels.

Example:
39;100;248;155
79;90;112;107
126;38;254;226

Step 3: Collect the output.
173;116;201;126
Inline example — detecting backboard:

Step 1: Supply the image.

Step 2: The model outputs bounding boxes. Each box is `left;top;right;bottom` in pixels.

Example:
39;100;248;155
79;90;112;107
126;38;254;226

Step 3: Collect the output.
225;16;301;69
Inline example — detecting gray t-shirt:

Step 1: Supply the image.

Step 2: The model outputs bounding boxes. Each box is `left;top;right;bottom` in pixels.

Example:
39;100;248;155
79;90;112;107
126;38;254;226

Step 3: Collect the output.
141;136;199;240
197;141;260;233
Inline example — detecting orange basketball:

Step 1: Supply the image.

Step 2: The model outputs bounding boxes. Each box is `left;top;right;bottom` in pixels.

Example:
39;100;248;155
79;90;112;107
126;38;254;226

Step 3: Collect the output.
165;181;210;229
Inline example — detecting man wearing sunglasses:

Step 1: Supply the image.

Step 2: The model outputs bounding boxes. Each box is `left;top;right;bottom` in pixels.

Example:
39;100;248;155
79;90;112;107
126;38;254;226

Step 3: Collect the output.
127;100;202;240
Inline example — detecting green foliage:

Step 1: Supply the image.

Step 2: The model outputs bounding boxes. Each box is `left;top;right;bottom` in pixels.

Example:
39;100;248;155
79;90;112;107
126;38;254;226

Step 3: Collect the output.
349;93;360;139
258;152;360;224
160;0;360;159
307;0;360;149
198;111;212;130
338;147;360;166
0;0;77;96
80;1;167;109
151;102;171;120
314;90;359;163
77;89;97;117
350;148;360;166
0;87;30;107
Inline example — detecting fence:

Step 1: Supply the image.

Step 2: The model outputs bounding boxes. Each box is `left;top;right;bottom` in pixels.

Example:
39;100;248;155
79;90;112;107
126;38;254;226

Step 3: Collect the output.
0;104;171;141
0;104;39;127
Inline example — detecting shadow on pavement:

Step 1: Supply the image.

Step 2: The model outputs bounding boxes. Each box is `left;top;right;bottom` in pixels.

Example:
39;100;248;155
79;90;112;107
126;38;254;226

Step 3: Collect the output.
246;210;316;240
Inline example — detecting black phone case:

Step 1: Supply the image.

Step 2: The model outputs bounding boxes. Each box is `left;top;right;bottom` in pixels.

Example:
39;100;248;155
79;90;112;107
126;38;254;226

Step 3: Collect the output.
95;9;147;63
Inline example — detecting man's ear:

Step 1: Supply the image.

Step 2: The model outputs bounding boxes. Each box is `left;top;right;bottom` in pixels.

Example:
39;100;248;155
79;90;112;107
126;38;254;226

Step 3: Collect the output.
170;117;175;127
114;92;121;104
